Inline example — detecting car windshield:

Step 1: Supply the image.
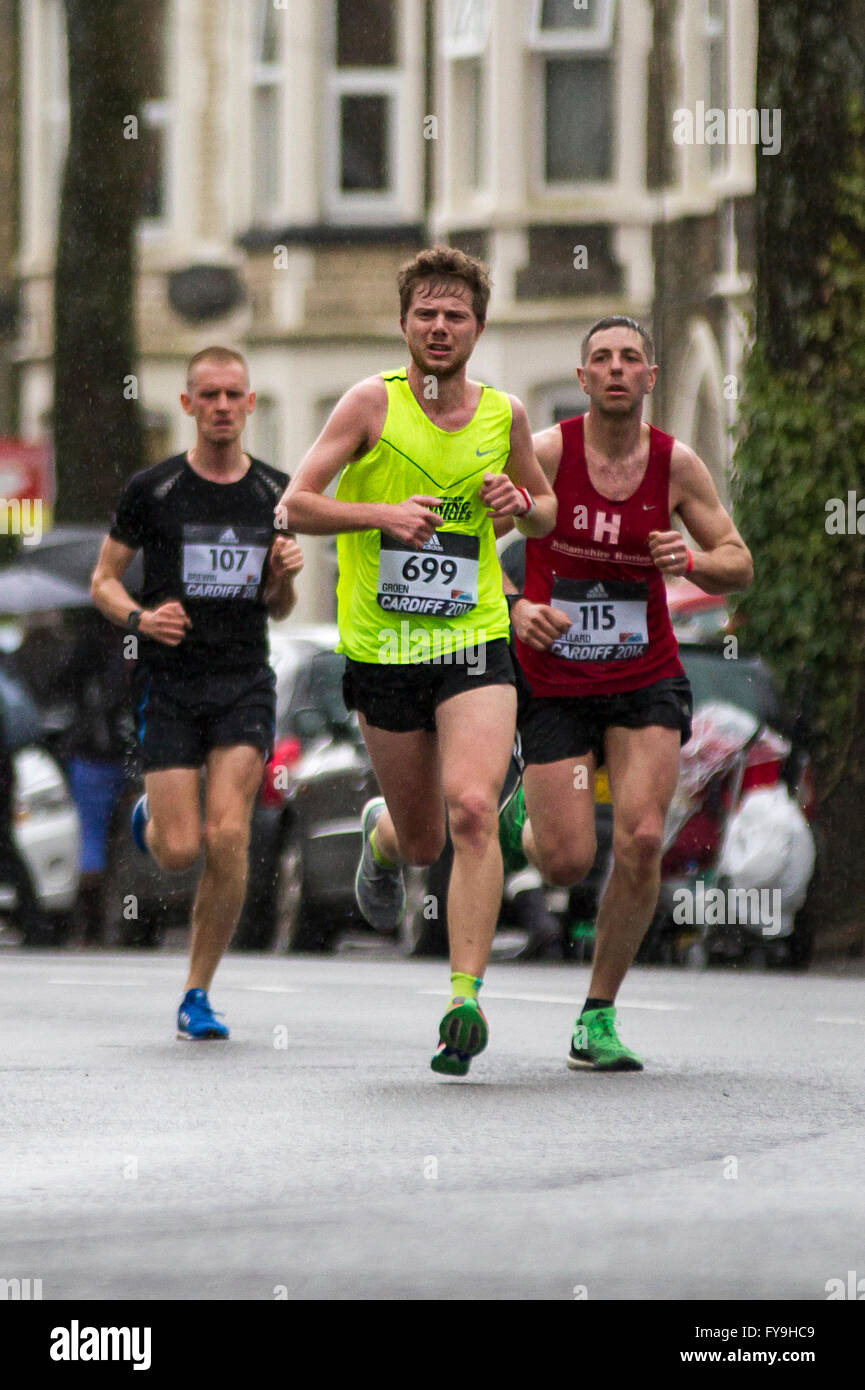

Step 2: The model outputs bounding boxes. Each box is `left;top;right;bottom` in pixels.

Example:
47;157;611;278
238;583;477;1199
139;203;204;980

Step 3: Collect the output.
679;646;788;733
276;649;352;738
0;668;44;748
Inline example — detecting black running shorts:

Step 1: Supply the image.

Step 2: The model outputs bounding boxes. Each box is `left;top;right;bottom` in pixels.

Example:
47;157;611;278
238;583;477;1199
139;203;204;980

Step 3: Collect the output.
517;672;693;767
342;639;516;733
133;665;276;772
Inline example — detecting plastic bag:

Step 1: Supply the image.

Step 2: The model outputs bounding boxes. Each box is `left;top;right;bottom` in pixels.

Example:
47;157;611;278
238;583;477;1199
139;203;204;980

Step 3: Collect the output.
718;785;815;911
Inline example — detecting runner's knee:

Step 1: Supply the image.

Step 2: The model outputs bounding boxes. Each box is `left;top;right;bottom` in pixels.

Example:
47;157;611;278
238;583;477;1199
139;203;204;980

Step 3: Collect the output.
151;828;202;874
613;824;663;873
398;831;446;867
539;842;596;888
203;819;250;868
446;791;497;853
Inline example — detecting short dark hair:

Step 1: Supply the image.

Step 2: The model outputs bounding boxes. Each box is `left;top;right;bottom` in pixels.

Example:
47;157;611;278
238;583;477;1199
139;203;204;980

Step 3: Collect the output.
581;316;655;364
398;245;492;324
186;346;249;391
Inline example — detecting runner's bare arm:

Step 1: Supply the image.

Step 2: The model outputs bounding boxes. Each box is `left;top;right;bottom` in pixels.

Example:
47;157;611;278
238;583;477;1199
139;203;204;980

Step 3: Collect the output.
479;401;556;538
262;536;304;621
651;442;753;594
491;421;562;540
276;379;442;549
90;536;191;646
497;421;570;647
532;424;564;488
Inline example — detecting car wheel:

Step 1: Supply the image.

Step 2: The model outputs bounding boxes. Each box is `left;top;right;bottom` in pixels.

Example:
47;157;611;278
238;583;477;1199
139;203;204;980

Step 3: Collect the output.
118;901;165;949
685;940;709;971
274;830;336;953
788;906;816;971
20;909;73;948
233;855;279;951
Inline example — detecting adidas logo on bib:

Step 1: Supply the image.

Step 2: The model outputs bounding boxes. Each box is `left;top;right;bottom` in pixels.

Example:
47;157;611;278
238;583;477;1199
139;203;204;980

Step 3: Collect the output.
586;582;608;599
423;534;444;551
219;528;239;544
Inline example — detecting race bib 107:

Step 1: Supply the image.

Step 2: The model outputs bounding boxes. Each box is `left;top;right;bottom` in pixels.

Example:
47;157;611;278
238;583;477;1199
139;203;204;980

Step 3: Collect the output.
182;524;270;599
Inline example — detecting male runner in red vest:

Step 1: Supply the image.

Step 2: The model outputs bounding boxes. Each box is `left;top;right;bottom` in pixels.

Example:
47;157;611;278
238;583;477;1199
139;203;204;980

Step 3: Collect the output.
504;317;753;1069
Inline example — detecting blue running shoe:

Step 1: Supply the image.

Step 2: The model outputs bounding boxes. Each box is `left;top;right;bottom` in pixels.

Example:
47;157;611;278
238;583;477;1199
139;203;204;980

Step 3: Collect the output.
176;988;229;1041
131;793;151;856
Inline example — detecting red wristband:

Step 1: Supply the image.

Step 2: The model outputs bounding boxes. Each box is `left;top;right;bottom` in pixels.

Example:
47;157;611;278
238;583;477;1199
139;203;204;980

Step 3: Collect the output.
515;486;534;517
685;547;694;573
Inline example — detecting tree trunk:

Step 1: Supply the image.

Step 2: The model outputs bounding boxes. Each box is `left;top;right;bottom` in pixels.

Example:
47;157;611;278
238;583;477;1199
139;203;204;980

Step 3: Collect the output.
755;1;862;367
737;0;865;952
53;0;159;523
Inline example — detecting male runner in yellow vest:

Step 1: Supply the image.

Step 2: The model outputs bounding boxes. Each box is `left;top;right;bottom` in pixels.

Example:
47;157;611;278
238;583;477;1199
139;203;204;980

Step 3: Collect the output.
279;247;555;1075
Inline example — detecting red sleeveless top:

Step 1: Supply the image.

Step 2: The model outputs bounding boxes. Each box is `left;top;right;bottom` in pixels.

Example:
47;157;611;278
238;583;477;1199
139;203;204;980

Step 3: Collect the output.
516;414;683;696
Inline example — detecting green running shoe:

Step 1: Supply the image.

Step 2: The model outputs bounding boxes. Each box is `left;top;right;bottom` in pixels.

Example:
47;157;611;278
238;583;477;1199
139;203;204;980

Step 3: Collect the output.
566;1005;643;1072
430;998;488;1076
430;1043;471;1077
498;783;528;874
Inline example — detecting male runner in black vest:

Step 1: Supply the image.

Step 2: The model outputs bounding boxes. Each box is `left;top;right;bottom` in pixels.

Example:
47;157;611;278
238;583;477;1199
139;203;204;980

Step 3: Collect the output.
91;347;303;1039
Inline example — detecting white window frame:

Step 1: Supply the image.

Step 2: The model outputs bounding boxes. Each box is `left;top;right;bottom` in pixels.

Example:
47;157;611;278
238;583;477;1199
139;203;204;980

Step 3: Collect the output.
530;7;617;193
139;97;176;232
324;1;405;223
249;0;286;222
36;0;69;241
444;1;491;194
528;0;615;53
250;392;283;471
443;0;493;60
138;0;177;238
705;0;730;179
534;381;590;428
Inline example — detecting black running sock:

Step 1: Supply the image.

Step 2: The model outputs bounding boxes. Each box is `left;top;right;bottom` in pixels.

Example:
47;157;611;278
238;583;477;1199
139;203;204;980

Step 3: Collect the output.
582;997;613;1016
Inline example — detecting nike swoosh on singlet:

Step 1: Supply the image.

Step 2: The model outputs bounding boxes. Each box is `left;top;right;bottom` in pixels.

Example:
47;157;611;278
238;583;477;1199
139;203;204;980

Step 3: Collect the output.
379;436;496;491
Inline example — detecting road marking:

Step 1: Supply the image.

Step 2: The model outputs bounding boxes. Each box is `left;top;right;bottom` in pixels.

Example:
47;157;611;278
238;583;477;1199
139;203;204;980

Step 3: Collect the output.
48;978;303;995
48;977;144;987
241;986;301;994
417;988;691;1010
815;1015;865;1026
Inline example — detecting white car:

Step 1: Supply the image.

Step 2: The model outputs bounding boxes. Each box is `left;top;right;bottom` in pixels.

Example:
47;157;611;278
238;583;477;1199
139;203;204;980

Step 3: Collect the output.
11;745;81;916
0;668;81;937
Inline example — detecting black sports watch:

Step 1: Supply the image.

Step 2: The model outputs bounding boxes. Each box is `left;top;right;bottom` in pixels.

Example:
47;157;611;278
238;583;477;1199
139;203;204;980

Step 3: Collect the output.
127;609;143;632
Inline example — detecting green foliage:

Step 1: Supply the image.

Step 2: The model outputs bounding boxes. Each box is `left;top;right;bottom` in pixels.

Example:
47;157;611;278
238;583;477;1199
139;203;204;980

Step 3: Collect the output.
731;106;865;786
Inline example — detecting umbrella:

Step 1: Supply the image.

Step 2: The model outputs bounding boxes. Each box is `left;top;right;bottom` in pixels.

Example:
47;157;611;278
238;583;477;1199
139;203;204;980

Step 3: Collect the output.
10;525;144;593
0;567;92;614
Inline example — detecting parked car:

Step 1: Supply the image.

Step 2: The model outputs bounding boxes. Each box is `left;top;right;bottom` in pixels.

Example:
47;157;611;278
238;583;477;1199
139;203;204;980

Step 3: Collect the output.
0;668;81;942
103;625;378;951
236;624;378;951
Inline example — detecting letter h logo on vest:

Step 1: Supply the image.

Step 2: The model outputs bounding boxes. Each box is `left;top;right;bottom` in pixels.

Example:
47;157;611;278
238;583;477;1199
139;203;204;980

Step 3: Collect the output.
593;510;621;546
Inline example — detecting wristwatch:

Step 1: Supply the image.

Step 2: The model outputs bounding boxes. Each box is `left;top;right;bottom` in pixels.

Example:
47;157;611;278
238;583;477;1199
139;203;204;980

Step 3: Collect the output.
127;609;143;632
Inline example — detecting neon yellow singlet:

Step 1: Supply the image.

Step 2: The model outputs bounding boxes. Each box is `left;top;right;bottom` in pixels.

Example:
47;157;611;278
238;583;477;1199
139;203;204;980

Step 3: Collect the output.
335;369;512;663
